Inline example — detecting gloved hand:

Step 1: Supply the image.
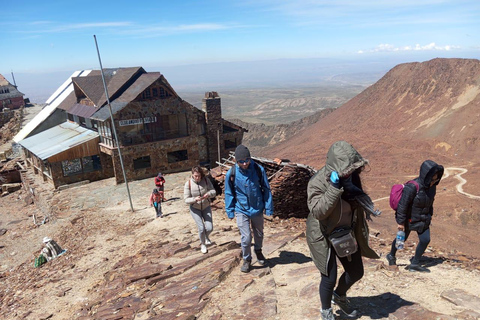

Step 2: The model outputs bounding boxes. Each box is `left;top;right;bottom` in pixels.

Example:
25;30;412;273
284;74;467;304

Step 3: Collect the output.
227;211;235;219
330;171;340;188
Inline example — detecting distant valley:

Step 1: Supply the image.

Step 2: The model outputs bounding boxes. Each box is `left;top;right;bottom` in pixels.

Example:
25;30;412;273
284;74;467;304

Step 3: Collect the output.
180;84;364;125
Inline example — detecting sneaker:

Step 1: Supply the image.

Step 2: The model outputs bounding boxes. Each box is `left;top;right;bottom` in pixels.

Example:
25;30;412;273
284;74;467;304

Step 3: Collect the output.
240;260;251;273
332;292;359;318
320;308;335;320
205;238;212;245
407;264;430;273
386;253;396;266
255;249;266;265
200;244;208;254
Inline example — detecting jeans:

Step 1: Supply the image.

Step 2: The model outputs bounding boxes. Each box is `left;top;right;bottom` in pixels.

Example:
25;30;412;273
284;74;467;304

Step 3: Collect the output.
190;206;213;245
236;212;264;261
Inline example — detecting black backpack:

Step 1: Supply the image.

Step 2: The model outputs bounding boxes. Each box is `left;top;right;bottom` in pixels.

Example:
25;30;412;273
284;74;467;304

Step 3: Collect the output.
228;161;265;199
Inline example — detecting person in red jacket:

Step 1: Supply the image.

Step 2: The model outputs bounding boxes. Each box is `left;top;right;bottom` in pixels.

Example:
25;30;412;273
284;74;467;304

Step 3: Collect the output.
149;188;163;218
154;173;167;201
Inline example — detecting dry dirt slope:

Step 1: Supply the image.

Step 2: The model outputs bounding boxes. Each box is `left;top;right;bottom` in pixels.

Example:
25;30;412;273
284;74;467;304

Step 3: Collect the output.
1;169;479;320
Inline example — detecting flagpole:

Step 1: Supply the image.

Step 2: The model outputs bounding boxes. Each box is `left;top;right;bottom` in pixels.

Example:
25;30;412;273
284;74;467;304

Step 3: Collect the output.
93;35;134;212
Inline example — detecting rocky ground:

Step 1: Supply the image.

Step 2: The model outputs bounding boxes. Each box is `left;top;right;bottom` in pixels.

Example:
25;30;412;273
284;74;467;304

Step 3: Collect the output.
1;167;479;320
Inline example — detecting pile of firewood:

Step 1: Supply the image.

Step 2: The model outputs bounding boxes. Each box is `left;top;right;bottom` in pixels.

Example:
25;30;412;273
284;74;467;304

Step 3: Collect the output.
209;157;316;219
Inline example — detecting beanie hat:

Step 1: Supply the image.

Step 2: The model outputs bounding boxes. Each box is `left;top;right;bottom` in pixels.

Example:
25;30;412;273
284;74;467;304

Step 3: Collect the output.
235;145;250;161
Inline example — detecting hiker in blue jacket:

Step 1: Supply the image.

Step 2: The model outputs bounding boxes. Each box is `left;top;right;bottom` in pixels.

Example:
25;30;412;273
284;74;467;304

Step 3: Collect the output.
386;160;444;272
225;145;274;273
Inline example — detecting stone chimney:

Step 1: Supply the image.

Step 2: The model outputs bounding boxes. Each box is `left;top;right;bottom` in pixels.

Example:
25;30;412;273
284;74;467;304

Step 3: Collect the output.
202;92;222;168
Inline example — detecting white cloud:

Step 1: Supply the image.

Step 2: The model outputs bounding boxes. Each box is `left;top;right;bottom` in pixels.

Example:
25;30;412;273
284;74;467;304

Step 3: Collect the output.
359;42;461;53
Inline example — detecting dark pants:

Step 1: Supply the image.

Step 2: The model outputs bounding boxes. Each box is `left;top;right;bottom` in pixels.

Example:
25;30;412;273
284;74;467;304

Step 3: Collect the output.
319;248;364;309
389;227;430;264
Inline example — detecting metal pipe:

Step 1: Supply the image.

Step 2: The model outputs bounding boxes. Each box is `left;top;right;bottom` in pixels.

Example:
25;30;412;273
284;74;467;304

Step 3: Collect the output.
93;35;134;212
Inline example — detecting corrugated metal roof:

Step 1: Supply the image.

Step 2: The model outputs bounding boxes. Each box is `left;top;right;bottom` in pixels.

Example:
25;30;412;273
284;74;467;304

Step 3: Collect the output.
13;70;92;143
19;122;99;160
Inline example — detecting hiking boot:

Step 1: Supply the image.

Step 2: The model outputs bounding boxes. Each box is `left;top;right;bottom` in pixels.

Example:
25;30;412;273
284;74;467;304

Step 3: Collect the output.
205;238;212;245
200;244;208;254
407;264;430;273
332;292;359;318
240;260;251;273
320;307;335;320
386;253;396;266
255;249;266;266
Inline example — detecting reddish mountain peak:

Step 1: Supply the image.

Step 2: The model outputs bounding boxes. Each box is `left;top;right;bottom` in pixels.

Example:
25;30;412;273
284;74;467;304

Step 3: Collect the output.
264;58;480;173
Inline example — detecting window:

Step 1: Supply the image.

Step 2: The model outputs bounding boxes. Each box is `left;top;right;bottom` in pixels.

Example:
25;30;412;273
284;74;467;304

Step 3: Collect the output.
62;159;82;176
145;89;151;98
167;150;188;163
133;156;151;170
67;113;74;121
79;117;86;126
224;139;237;150
152;88;158;97
82;155;102;173
223;124;238;133
159;87;165;98
61;155;102;176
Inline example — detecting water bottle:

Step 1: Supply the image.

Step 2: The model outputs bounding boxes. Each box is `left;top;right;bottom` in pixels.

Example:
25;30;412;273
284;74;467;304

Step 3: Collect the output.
395;230;405;250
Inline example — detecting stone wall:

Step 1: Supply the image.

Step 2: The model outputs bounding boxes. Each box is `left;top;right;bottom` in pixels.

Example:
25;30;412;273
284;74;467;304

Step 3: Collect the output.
1;96;25;110
48;152;115;189
25;149;115;189
108;135;208;184
0;109;15;127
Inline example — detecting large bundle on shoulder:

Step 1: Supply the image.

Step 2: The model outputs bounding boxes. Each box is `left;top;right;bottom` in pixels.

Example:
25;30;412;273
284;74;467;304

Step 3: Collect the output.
211;154;316;219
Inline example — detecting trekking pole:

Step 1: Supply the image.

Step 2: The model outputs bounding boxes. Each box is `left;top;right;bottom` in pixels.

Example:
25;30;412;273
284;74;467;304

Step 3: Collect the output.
93;35;134;213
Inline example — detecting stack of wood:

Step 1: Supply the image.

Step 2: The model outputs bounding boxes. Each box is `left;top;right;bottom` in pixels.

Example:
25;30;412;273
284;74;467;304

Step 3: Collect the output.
209;155;316;219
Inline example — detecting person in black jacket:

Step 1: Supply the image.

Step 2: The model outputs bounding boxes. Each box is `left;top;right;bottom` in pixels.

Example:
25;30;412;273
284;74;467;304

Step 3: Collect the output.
386;160;444;272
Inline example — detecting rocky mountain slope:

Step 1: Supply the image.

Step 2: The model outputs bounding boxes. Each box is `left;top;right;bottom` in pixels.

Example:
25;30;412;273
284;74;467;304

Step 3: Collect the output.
262;58;480;260
263;58;480;173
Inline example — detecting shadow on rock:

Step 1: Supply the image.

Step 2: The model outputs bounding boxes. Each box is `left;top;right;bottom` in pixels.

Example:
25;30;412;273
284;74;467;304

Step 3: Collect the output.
347;292;414;319
421;256;445;268
164;197;181;202
267;250;312;268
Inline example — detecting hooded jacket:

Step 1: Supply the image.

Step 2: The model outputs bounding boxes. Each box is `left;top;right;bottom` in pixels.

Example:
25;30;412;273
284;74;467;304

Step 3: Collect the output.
184;177;216;210
306;141;379;275
224;161;274;218
396;160;444;232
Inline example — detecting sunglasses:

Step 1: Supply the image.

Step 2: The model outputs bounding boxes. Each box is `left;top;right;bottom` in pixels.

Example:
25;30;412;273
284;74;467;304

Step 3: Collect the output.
237;158;251;164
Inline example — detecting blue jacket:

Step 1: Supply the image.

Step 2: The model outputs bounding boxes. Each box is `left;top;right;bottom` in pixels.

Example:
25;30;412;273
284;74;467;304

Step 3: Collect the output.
224;161;274;218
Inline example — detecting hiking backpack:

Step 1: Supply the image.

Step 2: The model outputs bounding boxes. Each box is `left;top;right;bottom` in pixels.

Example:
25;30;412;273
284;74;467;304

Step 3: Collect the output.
228;162;265;197
389;180;419;211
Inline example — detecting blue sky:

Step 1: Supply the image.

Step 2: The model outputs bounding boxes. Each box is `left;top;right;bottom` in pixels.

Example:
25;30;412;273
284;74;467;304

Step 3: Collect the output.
1;0;479;75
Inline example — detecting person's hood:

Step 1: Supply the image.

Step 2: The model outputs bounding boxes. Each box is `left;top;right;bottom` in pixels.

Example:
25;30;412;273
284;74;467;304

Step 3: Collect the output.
419;160;444;187
325;141;368;178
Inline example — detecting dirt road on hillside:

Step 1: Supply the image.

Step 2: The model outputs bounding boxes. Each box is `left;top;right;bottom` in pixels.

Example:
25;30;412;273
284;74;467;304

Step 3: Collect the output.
443;167;480;200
